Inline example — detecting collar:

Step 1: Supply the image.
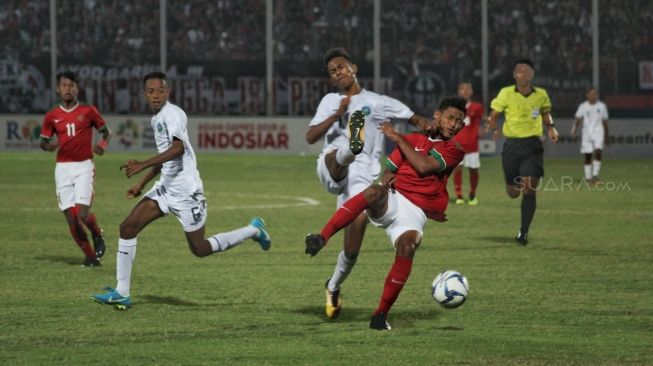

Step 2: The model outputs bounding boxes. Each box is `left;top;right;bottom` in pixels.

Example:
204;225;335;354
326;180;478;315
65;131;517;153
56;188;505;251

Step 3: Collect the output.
58;102;79;113
514;85;536;97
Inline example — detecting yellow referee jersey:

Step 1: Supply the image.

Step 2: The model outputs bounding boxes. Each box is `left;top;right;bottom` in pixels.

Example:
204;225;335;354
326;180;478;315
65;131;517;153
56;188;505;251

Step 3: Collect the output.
491;85;552;138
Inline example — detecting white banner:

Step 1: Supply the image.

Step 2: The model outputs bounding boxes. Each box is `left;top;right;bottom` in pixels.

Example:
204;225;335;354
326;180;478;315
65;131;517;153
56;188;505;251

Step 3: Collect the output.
0;115;322;155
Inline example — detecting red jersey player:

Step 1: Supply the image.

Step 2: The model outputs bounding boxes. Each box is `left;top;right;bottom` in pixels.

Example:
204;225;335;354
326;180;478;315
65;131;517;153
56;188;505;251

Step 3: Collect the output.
453;82;484;205
40;71;112;267
305;96;467;330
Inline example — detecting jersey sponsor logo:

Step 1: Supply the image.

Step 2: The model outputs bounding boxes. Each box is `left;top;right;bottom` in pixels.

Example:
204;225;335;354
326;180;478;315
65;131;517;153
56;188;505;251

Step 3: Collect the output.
361;105;372;116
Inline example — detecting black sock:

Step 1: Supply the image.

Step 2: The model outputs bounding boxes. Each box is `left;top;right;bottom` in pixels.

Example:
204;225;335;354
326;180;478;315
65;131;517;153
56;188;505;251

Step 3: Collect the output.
520;193;536;234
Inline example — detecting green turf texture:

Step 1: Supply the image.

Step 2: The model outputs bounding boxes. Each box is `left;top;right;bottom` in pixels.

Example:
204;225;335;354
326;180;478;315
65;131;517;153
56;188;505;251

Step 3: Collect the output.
0;152;651;365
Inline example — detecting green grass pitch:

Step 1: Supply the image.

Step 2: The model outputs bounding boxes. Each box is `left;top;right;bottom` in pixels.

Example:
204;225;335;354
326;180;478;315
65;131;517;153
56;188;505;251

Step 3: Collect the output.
0;152;651;365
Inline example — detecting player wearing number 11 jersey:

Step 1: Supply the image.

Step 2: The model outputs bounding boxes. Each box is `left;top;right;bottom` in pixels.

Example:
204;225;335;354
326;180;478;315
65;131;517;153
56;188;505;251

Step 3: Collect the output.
40;71;112;267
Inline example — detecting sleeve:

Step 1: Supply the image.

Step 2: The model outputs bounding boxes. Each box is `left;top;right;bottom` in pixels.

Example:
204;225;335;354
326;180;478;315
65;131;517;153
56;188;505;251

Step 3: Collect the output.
490;88;507;112
540;89;552;113
429;142;464;173
379;95;414;120
385;146;403;172
40;112;54;138
574;103;584;119
309;94;342;126
602;103;609;120
167;109;187;140
89;106;107;129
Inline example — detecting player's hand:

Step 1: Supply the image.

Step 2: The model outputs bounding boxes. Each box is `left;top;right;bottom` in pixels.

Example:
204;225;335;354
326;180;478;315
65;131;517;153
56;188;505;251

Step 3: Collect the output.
126;184;143;199
120;159;145;178
334;96;350;119
492;129;501;141
379;122;401;143
548;127;559;144
570;126;576;137
382;171;396;192
93;144;105;156
46;141;59;151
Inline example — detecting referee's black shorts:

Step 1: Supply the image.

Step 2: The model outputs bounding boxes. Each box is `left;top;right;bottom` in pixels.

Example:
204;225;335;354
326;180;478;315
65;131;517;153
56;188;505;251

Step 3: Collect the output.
501;136;544;186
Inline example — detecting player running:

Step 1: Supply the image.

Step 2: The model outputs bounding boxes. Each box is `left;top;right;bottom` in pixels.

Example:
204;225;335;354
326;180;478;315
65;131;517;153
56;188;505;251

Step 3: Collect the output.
571;86;609;183
40;71;112;267
306;96;467;330
306;47;431;320
91;72;271;309
452;82;484;206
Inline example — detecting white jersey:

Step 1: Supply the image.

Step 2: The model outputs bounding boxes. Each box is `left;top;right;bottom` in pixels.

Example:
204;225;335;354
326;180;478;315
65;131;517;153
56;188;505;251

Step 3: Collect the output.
151;102;203;195
575;101;609;134
310;89;414;178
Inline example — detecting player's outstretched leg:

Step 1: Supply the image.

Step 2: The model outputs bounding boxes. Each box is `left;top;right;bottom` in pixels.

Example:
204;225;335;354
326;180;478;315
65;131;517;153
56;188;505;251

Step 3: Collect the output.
348;110;365;155
77;205;106;258
453;166;464;205
64;206;99;267
468;168;479;206
200;217;271;255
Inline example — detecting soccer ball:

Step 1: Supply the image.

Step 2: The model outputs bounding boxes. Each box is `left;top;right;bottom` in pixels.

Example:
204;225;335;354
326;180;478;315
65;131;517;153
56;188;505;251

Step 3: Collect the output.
431;270;469;309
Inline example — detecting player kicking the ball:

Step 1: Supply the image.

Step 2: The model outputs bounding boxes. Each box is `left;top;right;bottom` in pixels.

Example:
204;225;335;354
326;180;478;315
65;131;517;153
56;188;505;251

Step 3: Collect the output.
40;71;112;267
306;47;431;320
306;96;467;330
91;72;271;309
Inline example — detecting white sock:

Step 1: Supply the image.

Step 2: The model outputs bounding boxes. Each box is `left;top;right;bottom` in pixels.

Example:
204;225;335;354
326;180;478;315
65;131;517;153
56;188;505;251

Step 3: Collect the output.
335;146;355;166
327;250;358;291
116;238;137;297
584;164;592;180
208;225;258;252
592;160;601;178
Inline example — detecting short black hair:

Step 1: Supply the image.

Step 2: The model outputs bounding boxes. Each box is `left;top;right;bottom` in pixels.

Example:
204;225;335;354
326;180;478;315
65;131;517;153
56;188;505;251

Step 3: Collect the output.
438;95;467;115
586;85;597;92
143;71;167;87
514;58;534;69
56;71;79;85
323;47;353;68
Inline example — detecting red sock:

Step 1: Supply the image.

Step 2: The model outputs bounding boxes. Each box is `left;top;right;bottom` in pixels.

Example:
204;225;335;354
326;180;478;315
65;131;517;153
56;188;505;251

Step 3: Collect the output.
320;192;369;241
68;208;96;259
373;256;413;316
469;169;479;199
83;212;102;237
453;169;463;199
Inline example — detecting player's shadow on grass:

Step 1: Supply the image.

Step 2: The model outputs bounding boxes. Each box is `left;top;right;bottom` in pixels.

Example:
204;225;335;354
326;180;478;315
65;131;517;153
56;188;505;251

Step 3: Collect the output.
291;305;457;329
34;255;83;266
140;294;202;307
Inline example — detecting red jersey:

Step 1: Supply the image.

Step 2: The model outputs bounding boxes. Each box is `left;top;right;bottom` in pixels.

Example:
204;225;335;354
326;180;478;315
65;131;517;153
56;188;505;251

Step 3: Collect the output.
41;103;106;162
385;133;464;221
453;101;484;153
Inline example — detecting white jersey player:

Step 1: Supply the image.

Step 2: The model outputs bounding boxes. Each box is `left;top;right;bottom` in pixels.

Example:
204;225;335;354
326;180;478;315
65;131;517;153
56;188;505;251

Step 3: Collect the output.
91;72;272;309
571;87;609;182
305;48;430;319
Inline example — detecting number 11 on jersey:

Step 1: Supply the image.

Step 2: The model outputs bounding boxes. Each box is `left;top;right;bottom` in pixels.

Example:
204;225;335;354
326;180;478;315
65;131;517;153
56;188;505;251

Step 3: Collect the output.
66;123;76;137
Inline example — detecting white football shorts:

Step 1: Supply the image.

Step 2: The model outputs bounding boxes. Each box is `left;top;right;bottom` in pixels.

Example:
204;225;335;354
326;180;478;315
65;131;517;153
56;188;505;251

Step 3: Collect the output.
367;189;426;248
461;152;481;169
55;159;94;211
581;129;604;154
144;182;207;232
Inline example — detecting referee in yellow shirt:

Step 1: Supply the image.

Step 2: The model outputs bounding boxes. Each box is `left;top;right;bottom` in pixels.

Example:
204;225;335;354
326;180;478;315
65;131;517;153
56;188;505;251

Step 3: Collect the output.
488;58;559;245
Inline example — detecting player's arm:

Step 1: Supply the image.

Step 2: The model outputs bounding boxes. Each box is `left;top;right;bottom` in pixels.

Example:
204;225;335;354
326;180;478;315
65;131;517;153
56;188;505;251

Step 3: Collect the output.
487;110;502;140
39;136;58;152
126;164;162;199
120;138;184;178
571;117;582;136
305;96;350;144
379;122;441;175
93;125;112;156
408;114;432;132
541;111;559;143
603;118;609;146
